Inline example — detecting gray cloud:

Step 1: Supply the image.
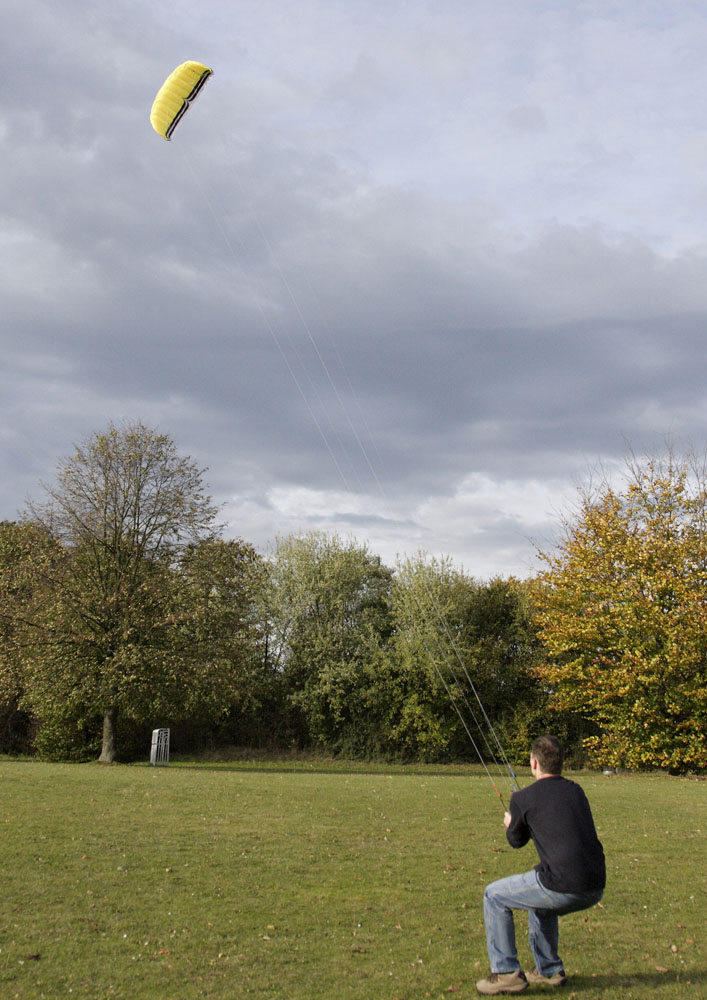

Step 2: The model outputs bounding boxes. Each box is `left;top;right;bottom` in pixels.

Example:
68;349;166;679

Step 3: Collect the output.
2;1;706;577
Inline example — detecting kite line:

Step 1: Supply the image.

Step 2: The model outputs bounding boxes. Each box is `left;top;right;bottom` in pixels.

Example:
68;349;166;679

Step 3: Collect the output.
149;61;521;808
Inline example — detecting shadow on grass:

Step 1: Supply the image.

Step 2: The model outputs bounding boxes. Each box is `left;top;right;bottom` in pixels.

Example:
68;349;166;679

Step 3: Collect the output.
569;970;706;990
165;759;507;780
161;755;536;782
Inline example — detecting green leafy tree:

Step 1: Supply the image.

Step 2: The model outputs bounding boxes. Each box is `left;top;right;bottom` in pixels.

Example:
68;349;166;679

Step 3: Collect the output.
0;521;59;752
19;422;224;761
175;537;269;728
387;553;477;759
462;576;589;765
263;532;394;753
462;577;540;713
535;452;707;772
389;559;548;763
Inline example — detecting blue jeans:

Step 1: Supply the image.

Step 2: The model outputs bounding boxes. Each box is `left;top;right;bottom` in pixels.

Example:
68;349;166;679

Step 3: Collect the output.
483;869;603;975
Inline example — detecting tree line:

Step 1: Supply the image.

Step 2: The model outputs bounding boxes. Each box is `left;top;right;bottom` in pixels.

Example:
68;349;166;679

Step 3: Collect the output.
1;423;705;772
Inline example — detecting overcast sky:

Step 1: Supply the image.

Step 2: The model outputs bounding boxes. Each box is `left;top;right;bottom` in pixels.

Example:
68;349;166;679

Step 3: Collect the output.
3;0;706;577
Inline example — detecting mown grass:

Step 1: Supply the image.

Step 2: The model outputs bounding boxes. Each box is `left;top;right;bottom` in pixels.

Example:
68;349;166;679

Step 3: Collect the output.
0;756;704;999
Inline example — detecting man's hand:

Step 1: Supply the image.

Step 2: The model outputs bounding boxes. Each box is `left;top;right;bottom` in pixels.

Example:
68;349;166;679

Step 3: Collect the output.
503;811;512;828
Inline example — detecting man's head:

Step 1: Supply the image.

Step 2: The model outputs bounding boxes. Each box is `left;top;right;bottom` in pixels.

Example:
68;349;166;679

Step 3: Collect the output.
530;734;564;776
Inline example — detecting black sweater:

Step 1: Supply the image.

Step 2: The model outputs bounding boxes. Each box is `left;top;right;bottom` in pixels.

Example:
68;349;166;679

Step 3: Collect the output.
506;775;606;893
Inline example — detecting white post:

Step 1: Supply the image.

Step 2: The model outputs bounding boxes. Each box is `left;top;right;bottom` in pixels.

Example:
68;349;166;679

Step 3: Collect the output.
150;728;170;766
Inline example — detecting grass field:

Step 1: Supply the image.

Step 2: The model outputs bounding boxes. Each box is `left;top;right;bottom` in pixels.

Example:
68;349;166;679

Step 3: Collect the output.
0;756;705;999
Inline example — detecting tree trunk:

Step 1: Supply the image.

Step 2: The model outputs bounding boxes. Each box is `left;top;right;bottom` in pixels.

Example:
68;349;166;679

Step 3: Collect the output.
98;706;118;763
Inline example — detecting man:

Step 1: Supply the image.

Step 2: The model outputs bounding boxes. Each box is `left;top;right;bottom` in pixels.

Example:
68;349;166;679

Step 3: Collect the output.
476;735;606;995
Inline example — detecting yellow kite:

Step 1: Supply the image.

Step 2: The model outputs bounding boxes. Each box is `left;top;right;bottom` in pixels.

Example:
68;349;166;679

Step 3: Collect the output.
150;61;213;140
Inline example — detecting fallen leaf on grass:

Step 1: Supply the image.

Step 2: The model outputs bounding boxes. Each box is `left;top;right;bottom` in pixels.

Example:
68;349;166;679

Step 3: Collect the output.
655;965;669;973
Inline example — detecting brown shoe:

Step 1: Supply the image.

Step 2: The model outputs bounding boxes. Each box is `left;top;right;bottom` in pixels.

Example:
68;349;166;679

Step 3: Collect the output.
476;970;528;994
524;967;567;987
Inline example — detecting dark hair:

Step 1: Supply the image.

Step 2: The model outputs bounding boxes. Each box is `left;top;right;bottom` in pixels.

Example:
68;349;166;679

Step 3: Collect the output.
531;735;564;775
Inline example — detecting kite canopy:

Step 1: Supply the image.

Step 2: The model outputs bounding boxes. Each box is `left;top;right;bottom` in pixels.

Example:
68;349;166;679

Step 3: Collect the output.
150;61;213;140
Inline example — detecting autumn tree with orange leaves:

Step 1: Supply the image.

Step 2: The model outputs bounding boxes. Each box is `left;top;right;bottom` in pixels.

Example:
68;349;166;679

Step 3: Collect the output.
535;451;707;773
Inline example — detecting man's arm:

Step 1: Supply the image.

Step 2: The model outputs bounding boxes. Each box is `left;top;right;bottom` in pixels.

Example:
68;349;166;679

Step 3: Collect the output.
504;796;531;848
